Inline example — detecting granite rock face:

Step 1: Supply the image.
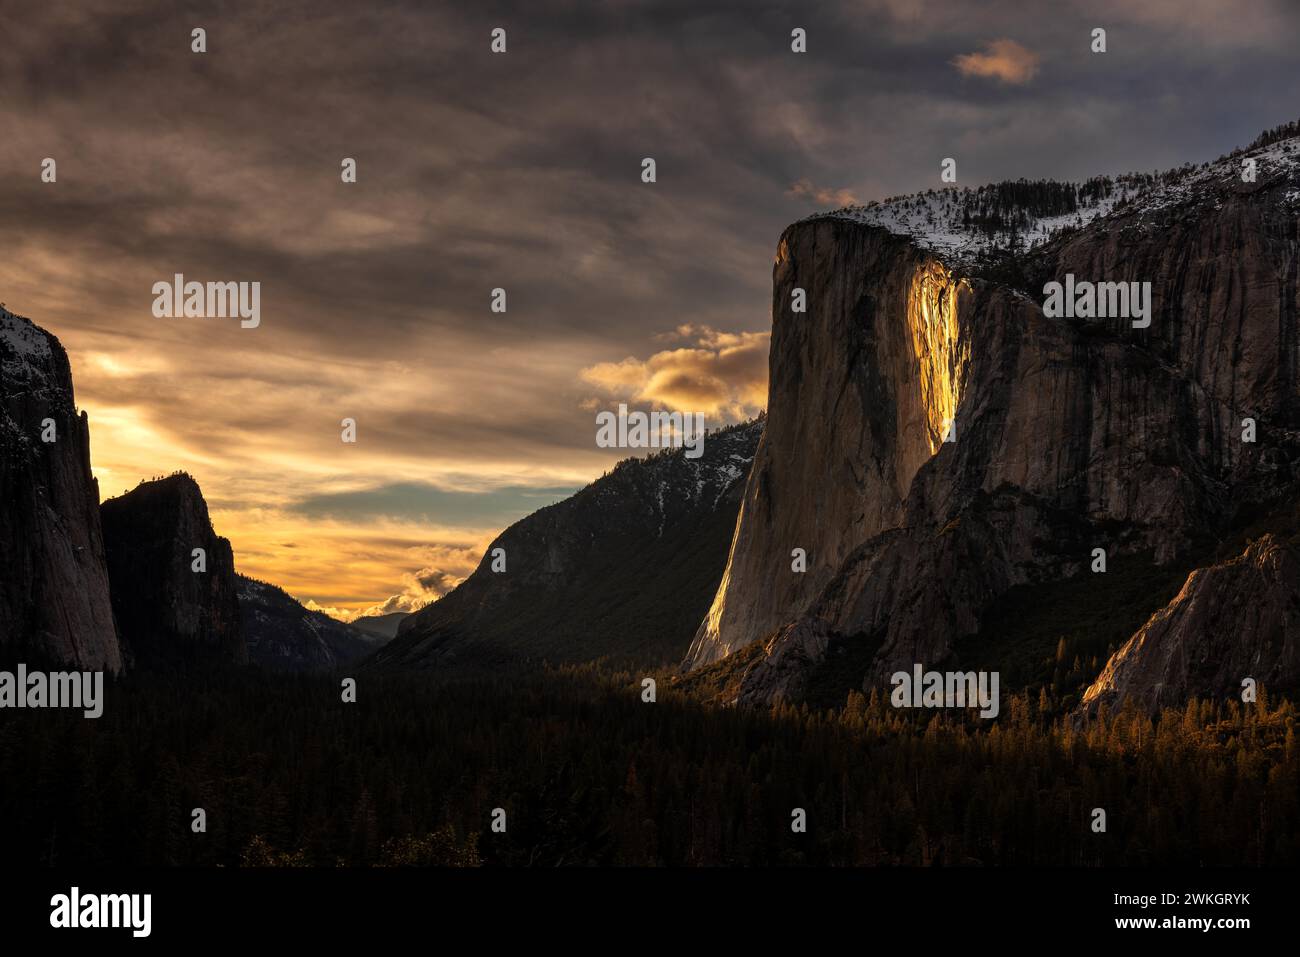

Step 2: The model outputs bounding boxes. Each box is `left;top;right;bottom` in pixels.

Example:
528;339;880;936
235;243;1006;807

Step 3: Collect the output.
0;305;121;670
687;132;1300;708
1079;535;1300;715
100;474;247;669
685;234;970;670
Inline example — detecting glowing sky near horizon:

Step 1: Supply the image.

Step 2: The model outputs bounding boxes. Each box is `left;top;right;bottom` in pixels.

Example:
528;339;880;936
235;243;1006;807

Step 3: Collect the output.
3;0;1297;617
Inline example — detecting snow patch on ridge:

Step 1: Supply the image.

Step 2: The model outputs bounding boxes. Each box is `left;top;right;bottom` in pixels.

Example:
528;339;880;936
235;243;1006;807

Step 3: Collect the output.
1;304;54;369
802;134;1300;268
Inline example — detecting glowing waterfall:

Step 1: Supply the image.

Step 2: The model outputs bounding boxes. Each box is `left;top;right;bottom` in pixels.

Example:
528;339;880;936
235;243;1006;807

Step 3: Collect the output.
907;261;969;455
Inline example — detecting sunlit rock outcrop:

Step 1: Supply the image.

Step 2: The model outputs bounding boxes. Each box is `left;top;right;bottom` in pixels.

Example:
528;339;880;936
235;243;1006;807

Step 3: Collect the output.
1079;535;1300;715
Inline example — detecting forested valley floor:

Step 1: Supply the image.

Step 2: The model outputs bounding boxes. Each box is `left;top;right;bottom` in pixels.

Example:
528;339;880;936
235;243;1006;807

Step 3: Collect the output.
2;665;1296;867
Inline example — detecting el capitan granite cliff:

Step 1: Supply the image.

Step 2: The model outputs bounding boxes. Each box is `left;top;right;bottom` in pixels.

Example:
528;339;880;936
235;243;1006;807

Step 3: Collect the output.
687;124;1300;711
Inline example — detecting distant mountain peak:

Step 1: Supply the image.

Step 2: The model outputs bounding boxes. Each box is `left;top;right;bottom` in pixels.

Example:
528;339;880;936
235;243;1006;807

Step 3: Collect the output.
237;574;385;671
350;611;410;641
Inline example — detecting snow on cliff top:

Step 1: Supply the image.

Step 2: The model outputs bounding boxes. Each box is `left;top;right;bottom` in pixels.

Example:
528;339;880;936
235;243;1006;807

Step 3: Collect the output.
1;304;54;366
1;303;58;391
801;131;1300;268
1;304;63;440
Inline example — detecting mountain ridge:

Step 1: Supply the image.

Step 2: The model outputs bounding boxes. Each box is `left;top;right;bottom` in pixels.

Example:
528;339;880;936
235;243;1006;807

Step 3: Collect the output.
238;574;384;670
374;417;764;672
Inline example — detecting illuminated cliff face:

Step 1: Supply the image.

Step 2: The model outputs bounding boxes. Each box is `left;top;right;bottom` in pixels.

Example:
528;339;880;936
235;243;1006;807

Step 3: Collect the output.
696;144;1300;702
693;499;743;661
911;262;969;453
889;260;971;501
686;227;975;672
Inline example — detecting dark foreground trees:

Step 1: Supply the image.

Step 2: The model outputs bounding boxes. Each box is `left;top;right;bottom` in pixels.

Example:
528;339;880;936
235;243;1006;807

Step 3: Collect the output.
0;666;1294;867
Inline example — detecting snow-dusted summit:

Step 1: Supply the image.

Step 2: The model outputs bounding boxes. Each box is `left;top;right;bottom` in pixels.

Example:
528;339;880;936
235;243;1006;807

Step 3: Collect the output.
803;122;1300;269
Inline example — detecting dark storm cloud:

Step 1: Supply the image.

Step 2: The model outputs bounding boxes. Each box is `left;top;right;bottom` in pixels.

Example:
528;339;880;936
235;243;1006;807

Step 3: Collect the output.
10;2;1298;353
3;0;1297;611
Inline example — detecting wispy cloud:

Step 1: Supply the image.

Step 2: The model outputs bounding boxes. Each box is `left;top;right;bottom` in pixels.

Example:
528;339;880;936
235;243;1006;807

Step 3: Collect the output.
787;179;859;207
306;552;476;620
952;38;1040;85
4;1;1298;615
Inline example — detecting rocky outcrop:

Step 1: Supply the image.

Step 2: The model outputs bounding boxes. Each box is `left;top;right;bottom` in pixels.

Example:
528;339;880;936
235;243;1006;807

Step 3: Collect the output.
238;575;382;671
689;129;1300;708
0;305;121;670
1079;535;1300;715
100;473;247;669
374;418;763;672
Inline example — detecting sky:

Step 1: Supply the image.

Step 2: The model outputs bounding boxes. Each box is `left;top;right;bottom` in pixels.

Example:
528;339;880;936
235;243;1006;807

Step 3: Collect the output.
2;0;1298;619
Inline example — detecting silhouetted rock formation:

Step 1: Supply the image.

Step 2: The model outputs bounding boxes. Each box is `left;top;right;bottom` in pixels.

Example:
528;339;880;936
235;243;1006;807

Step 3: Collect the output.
0;305;120;670
101;473;247;669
